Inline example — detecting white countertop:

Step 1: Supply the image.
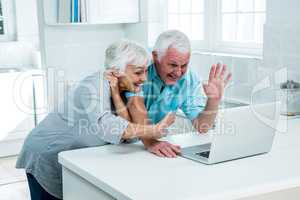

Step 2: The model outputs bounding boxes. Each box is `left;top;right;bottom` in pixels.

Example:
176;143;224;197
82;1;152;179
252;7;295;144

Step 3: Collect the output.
59;118;300;200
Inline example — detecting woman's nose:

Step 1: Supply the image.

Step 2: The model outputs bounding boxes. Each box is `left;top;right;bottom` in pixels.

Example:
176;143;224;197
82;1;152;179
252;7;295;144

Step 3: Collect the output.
141;73;147;82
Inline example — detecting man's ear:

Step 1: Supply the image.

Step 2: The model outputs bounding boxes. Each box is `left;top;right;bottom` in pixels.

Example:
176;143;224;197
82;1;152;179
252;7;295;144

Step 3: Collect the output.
152;51;158;62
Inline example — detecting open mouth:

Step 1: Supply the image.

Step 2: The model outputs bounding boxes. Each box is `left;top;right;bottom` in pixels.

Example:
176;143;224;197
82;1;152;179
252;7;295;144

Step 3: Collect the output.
133;83;142;92
168;74;179;81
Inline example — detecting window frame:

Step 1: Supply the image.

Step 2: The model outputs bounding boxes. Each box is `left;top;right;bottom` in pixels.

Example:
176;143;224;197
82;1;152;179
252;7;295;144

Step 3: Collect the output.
159;0;265;56
213;0;264;55
163;0;209;51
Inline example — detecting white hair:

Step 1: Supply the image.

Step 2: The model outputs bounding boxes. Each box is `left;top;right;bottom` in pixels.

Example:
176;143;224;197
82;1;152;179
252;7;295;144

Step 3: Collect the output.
104;40;149;71
153;30;191;60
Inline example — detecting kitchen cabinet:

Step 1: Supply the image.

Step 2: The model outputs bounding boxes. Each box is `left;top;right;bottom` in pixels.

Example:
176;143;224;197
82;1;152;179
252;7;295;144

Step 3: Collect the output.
41;0;140;25
0;69;47;157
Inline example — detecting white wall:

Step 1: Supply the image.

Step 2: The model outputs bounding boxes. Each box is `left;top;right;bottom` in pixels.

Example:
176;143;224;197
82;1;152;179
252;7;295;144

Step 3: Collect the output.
0;0;39;68
188;52;267;103
37;2;126;110
42;25;125;82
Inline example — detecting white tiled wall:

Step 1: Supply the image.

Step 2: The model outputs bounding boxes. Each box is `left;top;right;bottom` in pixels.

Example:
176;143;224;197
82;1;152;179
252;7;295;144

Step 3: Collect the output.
43;25;125;82
264;0;300;83
189;52;264;103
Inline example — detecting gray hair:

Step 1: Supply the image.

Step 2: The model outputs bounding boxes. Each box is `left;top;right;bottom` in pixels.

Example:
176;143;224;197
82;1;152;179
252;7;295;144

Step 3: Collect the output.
104;40;149;71
153;30;191;60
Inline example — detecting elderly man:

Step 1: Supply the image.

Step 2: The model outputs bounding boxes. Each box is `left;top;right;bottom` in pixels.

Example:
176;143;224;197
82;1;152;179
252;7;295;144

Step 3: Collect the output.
126;30;232;158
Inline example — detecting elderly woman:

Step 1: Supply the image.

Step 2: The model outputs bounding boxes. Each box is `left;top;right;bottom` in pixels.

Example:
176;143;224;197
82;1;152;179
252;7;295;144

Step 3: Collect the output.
16;40;175;200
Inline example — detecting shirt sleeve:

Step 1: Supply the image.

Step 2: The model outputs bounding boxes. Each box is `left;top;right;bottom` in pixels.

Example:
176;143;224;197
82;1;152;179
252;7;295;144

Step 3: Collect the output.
181;80;207;121
125;90;144;99
78;79;129;144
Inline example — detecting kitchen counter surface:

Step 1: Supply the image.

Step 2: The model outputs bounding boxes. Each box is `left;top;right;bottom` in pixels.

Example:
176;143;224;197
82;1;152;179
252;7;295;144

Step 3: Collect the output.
59;117;300;200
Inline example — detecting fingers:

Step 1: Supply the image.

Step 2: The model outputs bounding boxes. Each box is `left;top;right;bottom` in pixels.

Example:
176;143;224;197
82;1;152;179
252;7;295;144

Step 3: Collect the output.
159;112;176;129
105;69;117;76
219;64;227;80
164;112;176;126
161;148;177;158
208;63;232;87
203;84;208;93
112;71;125;78
224;72;232;86
105;69;122;79
209;64;216;82
149;142;181;158
170;144;181;154
152;149;164;157
214;63;221;78
106;75;118;85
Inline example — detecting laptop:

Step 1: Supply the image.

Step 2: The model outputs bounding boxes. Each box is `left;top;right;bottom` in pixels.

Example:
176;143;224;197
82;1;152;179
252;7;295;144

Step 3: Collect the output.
180;102;280;164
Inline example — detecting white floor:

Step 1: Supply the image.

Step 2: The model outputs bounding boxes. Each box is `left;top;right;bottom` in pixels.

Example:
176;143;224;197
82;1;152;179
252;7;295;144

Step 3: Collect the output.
0;156;30;200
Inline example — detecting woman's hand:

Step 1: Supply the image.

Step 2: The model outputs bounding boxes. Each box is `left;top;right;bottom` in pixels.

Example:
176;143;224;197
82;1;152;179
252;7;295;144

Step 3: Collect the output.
153;112;176;138
146;113;179;158
105;70;120;94
105;70;132;121
123;113;176;142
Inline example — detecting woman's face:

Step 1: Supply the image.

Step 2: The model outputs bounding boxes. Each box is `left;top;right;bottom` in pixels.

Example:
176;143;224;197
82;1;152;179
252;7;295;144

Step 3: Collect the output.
118;61;148;93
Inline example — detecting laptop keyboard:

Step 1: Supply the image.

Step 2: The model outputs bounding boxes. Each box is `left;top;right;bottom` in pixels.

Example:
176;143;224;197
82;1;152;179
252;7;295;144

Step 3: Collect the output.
195;151;210;158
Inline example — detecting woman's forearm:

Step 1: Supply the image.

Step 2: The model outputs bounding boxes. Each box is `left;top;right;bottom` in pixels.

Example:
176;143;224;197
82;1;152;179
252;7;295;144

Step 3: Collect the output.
111;92;131;121
122;123;160;140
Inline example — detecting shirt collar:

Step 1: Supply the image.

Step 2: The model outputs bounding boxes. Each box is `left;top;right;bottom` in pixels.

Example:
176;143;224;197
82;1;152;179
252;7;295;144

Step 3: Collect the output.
149;63;164;84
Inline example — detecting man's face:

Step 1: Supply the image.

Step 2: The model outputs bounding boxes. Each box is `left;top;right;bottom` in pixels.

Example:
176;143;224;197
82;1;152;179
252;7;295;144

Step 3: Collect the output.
153;48;190;85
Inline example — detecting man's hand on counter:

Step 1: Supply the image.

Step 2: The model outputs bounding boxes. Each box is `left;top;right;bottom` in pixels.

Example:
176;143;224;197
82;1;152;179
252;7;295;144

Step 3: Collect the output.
143;139;181;158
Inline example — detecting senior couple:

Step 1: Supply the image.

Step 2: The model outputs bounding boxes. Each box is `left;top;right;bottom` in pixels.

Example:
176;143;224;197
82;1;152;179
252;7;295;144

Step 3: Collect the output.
16;30;232;200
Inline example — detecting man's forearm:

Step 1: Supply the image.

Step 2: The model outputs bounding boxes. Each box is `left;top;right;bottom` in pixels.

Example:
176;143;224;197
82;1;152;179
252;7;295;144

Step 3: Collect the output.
127;97;158;147
193;99;219;133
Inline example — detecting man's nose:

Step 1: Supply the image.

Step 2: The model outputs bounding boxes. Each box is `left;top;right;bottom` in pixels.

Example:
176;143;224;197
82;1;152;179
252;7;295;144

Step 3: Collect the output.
174;68;182;77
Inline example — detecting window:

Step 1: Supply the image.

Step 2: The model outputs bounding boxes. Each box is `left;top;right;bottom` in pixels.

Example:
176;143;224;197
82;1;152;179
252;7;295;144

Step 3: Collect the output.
167;0;205;41
0;0;5;35
0;0;16;41
162;0;266;55
218;0;266;46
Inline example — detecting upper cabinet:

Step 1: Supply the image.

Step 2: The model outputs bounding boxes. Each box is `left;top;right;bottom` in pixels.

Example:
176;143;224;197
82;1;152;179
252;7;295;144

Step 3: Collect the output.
41;0;140;25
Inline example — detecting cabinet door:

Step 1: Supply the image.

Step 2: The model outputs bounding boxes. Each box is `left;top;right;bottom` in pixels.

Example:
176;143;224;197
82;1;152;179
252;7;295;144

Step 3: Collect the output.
88;0;140;24
0;72;35;141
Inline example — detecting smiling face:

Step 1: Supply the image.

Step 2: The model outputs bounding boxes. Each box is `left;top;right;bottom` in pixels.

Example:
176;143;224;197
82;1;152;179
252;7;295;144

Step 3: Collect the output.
153;48;190;85
118;61;148;93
